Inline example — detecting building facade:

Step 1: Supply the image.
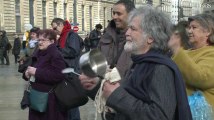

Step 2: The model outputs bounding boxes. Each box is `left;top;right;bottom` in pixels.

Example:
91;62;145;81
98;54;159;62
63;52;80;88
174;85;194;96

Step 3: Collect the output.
171;0;203;24
202;0;214;14
0;0;208;34
0;0;118;34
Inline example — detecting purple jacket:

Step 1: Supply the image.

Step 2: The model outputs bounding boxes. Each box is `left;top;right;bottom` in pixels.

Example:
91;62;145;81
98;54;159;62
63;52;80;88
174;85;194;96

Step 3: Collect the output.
29;43;67;120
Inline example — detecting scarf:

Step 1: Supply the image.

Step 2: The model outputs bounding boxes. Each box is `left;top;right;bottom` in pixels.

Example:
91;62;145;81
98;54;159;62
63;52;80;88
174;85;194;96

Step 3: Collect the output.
59;20;71;48
124;50;192;120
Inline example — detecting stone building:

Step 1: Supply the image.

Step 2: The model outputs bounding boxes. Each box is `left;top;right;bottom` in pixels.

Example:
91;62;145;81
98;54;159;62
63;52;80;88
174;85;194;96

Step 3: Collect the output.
1;0;207;35
202;0;214;14
0;0;119;34
0;0;172;34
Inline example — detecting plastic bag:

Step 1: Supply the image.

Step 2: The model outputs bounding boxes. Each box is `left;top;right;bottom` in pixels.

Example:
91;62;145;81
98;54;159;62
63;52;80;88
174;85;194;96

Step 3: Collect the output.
188;91;213;120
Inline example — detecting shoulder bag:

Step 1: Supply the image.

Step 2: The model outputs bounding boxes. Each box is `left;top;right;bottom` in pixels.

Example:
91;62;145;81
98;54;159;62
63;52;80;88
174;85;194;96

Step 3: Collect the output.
29;87;50;112
54;75;89;110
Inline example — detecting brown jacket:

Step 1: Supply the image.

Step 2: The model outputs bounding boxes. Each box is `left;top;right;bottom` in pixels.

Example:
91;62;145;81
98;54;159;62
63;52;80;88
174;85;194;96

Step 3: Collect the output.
98;20;132;79
86;21;132;100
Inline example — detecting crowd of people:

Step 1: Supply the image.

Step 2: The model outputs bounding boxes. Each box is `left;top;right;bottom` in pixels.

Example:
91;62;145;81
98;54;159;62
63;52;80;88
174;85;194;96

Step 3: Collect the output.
80;0;214;120
1;0;214;120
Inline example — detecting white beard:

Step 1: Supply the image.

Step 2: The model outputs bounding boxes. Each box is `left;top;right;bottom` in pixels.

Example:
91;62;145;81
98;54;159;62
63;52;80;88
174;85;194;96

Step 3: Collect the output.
124;41;138;53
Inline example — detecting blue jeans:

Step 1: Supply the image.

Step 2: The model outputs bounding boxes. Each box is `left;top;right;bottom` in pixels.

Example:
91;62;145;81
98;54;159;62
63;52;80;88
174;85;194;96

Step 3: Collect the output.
68;107;80;120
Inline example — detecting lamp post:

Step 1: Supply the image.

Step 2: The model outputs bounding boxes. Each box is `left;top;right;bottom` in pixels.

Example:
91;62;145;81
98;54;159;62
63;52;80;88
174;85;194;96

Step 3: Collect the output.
73;0;77;24
178;0;180;21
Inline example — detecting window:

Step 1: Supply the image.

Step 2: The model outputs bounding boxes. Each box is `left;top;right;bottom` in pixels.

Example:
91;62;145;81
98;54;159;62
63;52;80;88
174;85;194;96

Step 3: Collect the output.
54;2;57;18
29;0;34;26
15;0;21;32
42;1;46;29
81;5;85;31
64;3;67;20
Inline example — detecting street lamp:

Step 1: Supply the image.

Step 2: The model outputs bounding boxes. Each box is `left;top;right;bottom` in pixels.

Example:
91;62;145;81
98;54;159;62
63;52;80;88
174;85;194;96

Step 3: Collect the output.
73;0;77;24
178;0;182;21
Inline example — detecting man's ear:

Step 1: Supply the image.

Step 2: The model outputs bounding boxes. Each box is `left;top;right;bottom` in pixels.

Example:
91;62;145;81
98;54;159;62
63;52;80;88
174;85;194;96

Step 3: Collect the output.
206;31;211;37
147;37;154;44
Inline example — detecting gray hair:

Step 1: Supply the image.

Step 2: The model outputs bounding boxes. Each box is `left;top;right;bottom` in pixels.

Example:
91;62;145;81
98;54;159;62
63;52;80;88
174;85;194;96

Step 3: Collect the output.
127;5;173;51
188;14;214;44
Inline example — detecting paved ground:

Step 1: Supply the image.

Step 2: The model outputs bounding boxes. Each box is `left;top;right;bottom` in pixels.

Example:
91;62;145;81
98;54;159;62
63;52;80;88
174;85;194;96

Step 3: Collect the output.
0;54;101;120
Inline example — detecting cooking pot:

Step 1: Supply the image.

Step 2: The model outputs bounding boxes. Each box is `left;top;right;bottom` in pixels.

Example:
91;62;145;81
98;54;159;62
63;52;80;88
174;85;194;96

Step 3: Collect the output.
79;49;107;78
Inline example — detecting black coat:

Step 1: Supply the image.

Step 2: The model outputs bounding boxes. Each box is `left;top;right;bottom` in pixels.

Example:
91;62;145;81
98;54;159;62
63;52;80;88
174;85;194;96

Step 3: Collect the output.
106;50;192;120
0;30;9;51
89;29;101;48
12;37;21;55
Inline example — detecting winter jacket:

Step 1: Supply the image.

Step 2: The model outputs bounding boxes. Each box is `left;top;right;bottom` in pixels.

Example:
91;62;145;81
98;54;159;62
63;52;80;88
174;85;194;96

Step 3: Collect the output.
25;44;67;120
12;37;21;55
89;29;101;48
106;51;192;120
98;20;132;79
0;30;9;51
86;20;132;100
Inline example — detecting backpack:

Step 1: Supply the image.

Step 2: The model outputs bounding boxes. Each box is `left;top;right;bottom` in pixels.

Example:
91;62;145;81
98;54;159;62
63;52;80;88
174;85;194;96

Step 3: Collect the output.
78;35;84;52
67;31;84;52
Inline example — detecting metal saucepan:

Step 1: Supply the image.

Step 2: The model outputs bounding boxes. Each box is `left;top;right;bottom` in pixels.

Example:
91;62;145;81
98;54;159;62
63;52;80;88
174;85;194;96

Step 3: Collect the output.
79;49;107;78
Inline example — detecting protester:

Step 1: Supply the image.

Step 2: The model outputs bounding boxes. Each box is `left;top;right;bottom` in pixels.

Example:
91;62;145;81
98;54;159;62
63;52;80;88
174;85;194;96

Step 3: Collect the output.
79;0;135;119
89;24;103;49
23;24;32;57
51;18;82;120
18;27;40;106
12;33;21;64
23;29;67;120
18;27;40;73
0;30;10;65
100;6;192;120
83;34;90;52
0;31;5;65
27;27;40;56
169;13;214;118
79;0;135;92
